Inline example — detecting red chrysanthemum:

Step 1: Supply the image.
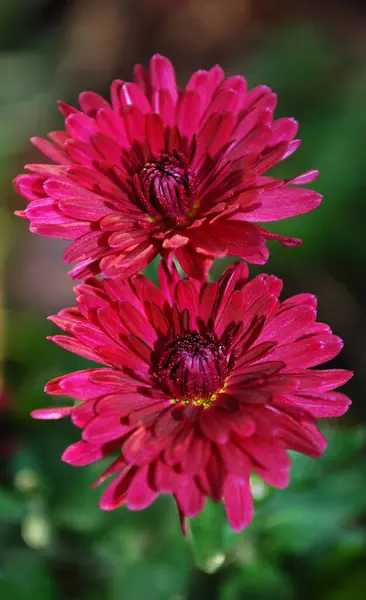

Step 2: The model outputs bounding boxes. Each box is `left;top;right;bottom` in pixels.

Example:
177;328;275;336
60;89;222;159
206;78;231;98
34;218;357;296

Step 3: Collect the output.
32;262;352;532
15;54;321;280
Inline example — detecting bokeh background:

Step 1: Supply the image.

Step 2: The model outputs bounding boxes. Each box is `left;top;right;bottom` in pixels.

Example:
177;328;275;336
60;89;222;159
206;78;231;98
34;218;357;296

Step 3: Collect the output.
1;1;366;598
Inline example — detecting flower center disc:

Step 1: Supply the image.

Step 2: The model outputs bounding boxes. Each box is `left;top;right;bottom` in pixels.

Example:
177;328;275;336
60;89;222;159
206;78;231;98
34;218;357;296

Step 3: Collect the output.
133;153;196;225
158;331;228;405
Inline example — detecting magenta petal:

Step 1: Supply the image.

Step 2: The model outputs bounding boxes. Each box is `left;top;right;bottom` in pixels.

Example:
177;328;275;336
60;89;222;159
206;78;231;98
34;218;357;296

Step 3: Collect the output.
62;440;105;466
15;174;46;201
179;435;211;474
209;221;268;264
223;475;253;532
149;54;178;104
259;304;316;345
280;391;351;418
254;462;290;489
199;408;230;445
174;475;206;518
153;460;178;492
31;406;72;420
79;91;110;116
45;369;119;400
245;188;322;222
82;417;132;444
101;244;158;279
99;466;136;510
292;369;353;392
219;441;251;477
92;455;127;488
123;427;168;465
126;464;159;510
269;335;344;370
176;244;213;280
49;335;107;364
120;82;151;114
177;90;201;139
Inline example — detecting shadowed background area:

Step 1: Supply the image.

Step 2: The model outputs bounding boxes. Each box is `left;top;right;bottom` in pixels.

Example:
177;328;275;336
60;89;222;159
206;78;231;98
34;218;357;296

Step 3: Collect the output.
1;1;365;599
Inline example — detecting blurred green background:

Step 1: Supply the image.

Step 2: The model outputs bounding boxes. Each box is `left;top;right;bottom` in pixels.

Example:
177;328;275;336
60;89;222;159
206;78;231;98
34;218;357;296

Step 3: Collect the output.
1;1;365;598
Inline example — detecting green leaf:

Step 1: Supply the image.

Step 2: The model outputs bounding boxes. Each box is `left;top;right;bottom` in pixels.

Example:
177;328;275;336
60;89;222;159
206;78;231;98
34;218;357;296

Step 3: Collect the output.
220;562;293;600
189;501;227;573
260;457;366;554
0;550;56;600
0;487;26;522
324;568;366;600
109;558;189;600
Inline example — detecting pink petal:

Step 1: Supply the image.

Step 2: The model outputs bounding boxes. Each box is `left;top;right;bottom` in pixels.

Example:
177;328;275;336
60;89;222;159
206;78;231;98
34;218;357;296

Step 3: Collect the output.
62;440;106;466
65;113;99;143
219;441;251;477
176;244;213;280
99;466;136;510
45;369;121;400
122;105;146;144
15;174;46;201
198;282;218;326
63;231;105;263
268;335;343;370
199;408;230;444
31;407;72;420
126;464;159;510
151;89;175;126
92;455;127;488
174;475;206;518
208;220;268;264
149;54;178;104
269;117;298;145
288;170;319;185
280;391;351;418
96;392;160;417
49;335;106;363
122;427;168;465
58;100;79;117
177;90;201;139
120;82;151;114
146;112;165;156
292;369;353;392
79;91;110;117
153;460;178;492
175;279;199;326
31;136;71;164
118;302;157;346
259;304;316;345
101;243;157;279
82;417;132;444
197;450;224;502
245;188;322;222
179;435;211;474
223;475;253;532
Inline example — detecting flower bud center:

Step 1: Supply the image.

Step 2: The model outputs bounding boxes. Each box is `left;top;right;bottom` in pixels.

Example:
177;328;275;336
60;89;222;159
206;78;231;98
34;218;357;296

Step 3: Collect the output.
133;153;196;224
158;331;228;405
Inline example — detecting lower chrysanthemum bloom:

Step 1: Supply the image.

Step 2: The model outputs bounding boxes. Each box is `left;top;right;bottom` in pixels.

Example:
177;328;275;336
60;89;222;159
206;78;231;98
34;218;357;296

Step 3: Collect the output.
32;263;352;532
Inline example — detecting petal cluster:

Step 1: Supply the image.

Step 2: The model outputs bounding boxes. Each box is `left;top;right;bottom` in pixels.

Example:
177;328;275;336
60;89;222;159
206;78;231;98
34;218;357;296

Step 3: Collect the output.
15;54;321;280
32;263;352;531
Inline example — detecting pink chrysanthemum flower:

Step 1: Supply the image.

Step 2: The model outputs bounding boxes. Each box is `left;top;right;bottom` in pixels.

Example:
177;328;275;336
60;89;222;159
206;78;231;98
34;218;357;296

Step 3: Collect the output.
32;262;352;532
15;55;321;280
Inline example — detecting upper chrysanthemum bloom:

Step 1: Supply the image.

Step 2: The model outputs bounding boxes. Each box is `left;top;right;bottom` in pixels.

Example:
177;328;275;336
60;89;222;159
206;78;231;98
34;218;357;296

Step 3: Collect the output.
15;55;321;279
32;262;352;532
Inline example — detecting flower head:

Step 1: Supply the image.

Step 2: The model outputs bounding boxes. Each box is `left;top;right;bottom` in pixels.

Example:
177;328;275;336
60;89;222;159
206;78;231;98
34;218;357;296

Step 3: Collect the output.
32;262;352;532
15;54;321;280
